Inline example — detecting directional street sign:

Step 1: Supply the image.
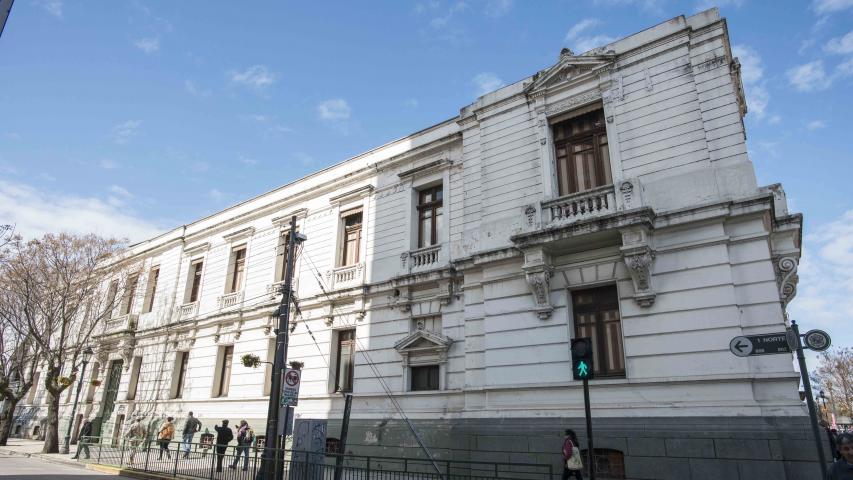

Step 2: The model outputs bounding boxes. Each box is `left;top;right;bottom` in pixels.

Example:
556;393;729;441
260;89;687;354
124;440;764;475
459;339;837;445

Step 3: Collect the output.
729;333;791;357
803;329;831;352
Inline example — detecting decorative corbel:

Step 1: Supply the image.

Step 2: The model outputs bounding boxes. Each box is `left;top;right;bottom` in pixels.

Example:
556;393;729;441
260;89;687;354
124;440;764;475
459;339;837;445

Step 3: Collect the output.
522;246;554;319
392;286;412;312
620;227;655;307
437;278;453;306
774;256;798;309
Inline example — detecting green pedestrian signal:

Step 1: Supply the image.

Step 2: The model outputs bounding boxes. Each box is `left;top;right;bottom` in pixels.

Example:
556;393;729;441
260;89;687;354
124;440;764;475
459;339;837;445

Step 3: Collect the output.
576;360;590;378
571;337;594;381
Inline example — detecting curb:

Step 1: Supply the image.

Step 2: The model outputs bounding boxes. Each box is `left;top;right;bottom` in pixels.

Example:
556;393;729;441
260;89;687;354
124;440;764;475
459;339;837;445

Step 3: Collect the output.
0;447;89;470
1;447;175;479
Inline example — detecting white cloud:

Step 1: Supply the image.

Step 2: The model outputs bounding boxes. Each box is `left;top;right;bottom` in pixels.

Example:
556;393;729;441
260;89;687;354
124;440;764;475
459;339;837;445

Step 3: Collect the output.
228;65;277;90
0;180;163;242
564;18;616;54
733;45;770;120
239;156;258;166
317;99;352;121
107;185;132;207
787;61;832;92
790;210;853;359
99;158;119;169
428;1;467;29
108;185;132;198
472;72;504;96
768;115;782;125
133;37;160;54
565;18;601;43
592;0;664;13
36;0;63;17
184;80;212;97
111;120;141;144
208;189;224;201
294;153;316;167
825;31;853;54
484;0;513;17
813;0;853;14
806;120;827;130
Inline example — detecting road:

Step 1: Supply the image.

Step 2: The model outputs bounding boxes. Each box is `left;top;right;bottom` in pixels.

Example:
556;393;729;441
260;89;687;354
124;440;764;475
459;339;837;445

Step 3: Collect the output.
0;454;134;479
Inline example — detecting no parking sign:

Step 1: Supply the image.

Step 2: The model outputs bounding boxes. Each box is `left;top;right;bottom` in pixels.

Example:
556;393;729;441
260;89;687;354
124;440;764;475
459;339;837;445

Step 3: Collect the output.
280;368;301;406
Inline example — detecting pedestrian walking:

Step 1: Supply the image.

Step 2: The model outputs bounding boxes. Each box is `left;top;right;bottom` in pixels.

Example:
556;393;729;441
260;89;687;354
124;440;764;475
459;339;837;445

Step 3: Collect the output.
158;416;175;460
213;419;233;473
229;420;253;471
830;429;841;461
561;429;584;480
181;411;202;458
125;417;147;466
72;418;93;459
827;432;853;480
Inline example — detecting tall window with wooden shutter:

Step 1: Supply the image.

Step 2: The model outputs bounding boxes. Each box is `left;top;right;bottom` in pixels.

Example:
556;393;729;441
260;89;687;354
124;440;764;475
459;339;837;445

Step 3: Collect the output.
274;230;296;282
340;210;362;267
213;346;233;398
121;274;139;315
142;267;159;313
334;329;355;393
226;247;247;293
187;259;204;303
106;280;119;318
172;351;190;399
572;285;625;378
552;107;612;196
417;185;443;248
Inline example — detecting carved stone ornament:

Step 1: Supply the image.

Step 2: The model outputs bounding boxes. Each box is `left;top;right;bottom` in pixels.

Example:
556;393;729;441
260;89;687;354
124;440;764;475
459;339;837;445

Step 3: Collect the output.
775;256;798;308
524;267;554;319
622;246;656;307
524;205;537;227
620;181;634;208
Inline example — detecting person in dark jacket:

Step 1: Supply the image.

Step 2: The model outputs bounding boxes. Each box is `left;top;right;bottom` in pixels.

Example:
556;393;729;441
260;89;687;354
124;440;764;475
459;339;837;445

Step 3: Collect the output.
72;418;93;459
561;429;584;480
181;411;202;458
827;433;853;480
213;419;233;473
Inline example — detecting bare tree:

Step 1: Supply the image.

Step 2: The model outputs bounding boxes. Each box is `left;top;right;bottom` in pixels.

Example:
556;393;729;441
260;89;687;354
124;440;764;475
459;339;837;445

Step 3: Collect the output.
0;314;42;445
813;347;853;419
0;233;125;453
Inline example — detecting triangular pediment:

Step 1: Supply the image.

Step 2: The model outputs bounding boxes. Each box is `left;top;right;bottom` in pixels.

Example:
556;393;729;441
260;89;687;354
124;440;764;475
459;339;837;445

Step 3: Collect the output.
394;329;453;353
526;50;614;95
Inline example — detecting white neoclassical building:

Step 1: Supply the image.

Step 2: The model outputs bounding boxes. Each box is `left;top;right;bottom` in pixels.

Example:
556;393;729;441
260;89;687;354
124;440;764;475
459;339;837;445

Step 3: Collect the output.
15;8;815;479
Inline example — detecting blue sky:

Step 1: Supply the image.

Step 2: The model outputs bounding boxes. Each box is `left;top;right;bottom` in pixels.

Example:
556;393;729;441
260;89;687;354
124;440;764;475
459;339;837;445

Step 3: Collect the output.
1;1;851;358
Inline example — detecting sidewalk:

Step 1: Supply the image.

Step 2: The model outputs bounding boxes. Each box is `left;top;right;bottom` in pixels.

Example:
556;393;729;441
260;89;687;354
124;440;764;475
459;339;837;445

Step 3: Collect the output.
0;438;88;468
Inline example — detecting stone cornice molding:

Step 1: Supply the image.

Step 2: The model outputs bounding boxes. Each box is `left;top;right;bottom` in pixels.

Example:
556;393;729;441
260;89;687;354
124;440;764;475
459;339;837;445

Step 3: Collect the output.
271;208;308;227
397;159;453;181
222;227;255;242
183;242;210;257
328;185;374;206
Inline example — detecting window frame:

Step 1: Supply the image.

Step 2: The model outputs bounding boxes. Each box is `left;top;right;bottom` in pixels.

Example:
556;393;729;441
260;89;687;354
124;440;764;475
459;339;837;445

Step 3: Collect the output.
126;356;143;400
571;285;626;378
339;210;363;267
552;108;611;197
333;329;356;393
417;185;443;248
226;246;247;294
187;259;204;303
142;266;160;313
172;351;190;399
410;364;440;391
213;345;233;398
121;273;140;315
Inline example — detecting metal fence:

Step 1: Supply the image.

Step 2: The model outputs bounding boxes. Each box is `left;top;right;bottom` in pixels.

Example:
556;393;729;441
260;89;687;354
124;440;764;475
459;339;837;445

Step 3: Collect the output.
75;437;554;480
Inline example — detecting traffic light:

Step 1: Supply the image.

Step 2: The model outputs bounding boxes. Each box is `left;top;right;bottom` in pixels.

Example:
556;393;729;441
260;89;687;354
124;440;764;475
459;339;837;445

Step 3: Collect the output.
571;337;594;380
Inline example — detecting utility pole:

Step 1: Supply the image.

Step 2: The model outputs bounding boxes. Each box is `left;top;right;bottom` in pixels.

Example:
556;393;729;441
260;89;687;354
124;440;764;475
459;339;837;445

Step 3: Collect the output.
333;393;353;480
791;320;828;478
257;215;302;480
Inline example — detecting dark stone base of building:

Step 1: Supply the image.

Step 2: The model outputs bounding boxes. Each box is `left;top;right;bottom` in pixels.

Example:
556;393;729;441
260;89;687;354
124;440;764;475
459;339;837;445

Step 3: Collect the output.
322;415;828;480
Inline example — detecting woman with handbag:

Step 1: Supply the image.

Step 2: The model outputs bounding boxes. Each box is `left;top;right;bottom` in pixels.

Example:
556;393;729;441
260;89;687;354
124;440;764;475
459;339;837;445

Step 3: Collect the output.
561;429;584;480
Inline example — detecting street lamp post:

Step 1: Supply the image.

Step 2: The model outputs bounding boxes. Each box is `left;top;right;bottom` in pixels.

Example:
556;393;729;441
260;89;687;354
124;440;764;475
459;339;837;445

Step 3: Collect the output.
61;346;93;455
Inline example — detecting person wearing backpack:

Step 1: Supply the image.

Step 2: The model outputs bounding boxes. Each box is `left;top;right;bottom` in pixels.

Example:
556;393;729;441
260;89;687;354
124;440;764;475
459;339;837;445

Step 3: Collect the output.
229;420;252;471
158;417;175;460
561;429;584;480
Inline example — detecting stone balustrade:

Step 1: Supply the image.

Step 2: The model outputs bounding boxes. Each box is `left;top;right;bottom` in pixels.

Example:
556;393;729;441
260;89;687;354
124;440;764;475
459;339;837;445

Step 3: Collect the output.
542;184;616;227
103;313;137;334
217;291;244;309
178;301;199;319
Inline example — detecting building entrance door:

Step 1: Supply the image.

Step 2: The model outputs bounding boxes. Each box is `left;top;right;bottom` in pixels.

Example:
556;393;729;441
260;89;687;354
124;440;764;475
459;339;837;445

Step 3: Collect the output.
93;359;123;437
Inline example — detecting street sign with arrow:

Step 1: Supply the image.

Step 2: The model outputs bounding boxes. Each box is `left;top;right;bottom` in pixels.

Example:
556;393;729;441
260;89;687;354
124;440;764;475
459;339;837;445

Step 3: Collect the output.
729;333;790;357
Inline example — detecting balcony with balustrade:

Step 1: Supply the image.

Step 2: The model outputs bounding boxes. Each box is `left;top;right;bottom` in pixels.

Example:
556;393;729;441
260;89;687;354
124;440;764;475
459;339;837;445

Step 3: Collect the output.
103;313;137;335
401;244;443;274
541;184;617;228
178;301;199;320
327;263;364;291
217;291;244;309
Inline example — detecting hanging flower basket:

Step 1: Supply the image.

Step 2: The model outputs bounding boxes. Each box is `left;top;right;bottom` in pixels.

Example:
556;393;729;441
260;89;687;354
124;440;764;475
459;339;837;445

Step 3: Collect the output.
241;354;261;369
90;379;102;387
58;376;73;387
288;361;304;370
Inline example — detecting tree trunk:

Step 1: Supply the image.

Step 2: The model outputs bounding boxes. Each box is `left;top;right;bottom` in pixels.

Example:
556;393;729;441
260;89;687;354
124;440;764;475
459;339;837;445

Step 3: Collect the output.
0;397;20;446
41;391;60;453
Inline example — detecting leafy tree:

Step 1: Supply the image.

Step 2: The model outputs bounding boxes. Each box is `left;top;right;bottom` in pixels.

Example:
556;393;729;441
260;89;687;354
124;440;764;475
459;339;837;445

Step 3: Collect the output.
0;233;125;453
